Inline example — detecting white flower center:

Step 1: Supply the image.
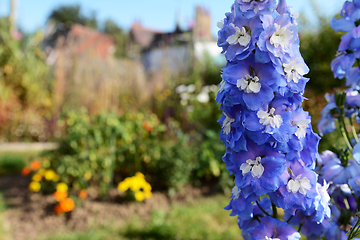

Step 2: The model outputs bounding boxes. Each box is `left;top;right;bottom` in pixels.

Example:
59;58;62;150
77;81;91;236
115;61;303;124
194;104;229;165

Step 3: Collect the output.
317;180;331;202
226;24;251;47
237;74;261;93
240;156;264;178
231;186;241;199
222;113;235;135
217;20;224;29
242;0;265;2
257;108;283;128
283;58;307;83
265;237;280;240
270;23;293;49
292;118;311;139
287;174;311;195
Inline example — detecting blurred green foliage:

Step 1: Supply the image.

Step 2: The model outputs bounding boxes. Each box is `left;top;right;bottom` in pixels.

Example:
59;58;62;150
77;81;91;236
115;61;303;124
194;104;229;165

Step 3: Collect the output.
103;19;128;58
0;155;25;175
43;108;230;195
0;18;53;142
300;15;343;95
48;5;98;29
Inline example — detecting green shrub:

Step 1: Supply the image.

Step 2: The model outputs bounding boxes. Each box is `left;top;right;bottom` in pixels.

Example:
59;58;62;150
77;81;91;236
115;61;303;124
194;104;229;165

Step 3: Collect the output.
44;109;198;194
0;154;25;175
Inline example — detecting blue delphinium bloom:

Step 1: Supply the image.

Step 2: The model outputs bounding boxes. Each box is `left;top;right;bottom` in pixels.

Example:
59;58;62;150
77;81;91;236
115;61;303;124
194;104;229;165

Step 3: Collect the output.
219;54;283;110
349;176;360;196
257;13;299;65
238;197;273;239
331;53;357;79
249;216;301;240
232;140;287;197
330;0;360;79
224;186;258;219
320;151;360;184
216;0;325;238
218;12;263;61
237;0;276;18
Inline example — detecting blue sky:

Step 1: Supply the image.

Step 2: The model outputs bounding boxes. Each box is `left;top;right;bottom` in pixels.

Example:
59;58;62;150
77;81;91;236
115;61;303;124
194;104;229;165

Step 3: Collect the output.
0;0;344;35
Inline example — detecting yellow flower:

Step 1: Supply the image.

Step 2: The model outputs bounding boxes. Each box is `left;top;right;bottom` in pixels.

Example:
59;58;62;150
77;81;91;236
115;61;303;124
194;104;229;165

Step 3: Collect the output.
134;191;145;201
29;181;41;192
117;180;129;192
144;191;152;199
135;172;145;179
84;171;92;180
32;173;42;182
44;170;56;181
56;182;68;192
129;177;143;191
143;182;152;192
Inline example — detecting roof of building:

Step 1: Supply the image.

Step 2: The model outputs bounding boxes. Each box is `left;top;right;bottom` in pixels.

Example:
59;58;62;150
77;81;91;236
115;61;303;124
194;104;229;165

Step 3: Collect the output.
130;22;164;49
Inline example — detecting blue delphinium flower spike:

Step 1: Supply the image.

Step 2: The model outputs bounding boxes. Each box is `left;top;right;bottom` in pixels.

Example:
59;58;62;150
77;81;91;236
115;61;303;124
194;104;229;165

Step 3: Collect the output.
216;0;325;239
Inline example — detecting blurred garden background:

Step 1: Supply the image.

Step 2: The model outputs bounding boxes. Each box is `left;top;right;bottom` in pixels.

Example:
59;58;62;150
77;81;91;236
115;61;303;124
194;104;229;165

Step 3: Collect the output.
0;0;348;239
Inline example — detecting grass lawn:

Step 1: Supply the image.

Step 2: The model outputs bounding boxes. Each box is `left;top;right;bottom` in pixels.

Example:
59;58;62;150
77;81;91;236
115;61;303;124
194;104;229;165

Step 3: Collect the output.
0;150;42;175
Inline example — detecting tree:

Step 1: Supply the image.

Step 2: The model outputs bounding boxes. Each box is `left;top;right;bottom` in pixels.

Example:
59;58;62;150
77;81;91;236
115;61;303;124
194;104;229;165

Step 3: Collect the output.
48;5;97;29
103;19;128;58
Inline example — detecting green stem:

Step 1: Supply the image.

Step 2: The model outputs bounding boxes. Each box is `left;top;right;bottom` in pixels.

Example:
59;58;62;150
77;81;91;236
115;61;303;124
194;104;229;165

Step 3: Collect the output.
272;203;278;219
338;114;353;151
256;201;271;216
349;117;359;143
286;215;294;223
298;223;303;233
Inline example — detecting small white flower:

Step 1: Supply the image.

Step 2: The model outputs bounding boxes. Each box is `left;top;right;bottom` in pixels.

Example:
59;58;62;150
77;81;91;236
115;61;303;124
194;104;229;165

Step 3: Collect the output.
223;113;235;135
257;108;283;128
196;92;210;103
240;156;264;178
226;24;251;47
270;23;293;49
283;57;308;83
187;84;196;93
180;92;190;100
210;85;218;92
237;74;261;93
287;174;311;195
175;84;187;94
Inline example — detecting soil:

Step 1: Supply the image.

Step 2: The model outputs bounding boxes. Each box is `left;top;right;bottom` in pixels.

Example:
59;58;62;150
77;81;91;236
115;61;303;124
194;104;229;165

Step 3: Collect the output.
0;174;214;240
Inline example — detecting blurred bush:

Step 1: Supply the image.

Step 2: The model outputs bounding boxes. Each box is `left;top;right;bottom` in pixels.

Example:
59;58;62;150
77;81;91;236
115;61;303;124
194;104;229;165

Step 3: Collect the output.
42;90;233;195
43;109;195;194
0;18;53;142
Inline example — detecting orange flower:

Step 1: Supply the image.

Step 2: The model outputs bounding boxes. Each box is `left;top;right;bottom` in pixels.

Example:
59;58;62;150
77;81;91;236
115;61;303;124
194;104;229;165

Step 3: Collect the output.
53;191;68;202
30;161;41;171
78;189;88;199
53;203;64;215
142;121;153;132
21;167;31;176
59;198;75;212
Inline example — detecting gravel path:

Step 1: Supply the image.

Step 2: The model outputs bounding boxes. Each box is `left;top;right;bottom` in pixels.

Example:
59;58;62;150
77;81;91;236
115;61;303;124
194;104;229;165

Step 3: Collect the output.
0;143;58;152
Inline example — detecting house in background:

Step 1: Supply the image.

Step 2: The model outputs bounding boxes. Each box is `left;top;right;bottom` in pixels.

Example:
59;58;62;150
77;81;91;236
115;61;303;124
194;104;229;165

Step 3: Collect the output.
42;22;148;134
128;6;223;75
